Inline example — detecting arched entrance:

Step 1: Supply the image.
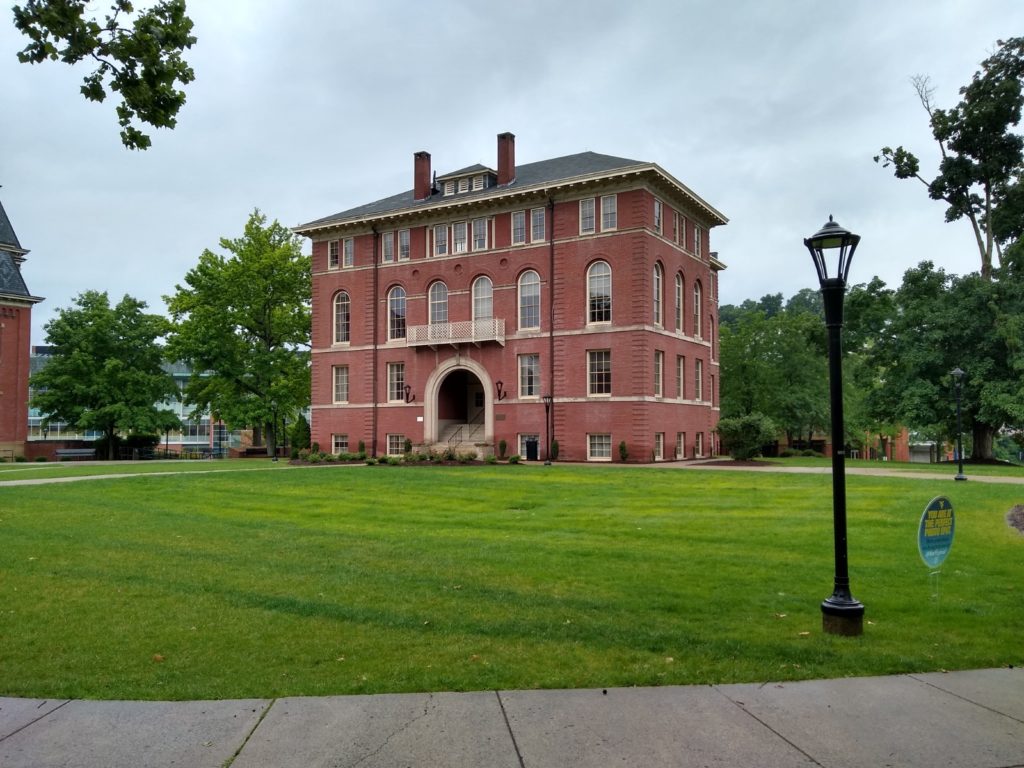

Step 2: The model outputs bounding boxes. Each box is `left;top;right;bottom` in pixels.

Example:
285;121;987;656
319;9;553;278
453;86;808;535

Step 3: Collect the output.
423;356;493;450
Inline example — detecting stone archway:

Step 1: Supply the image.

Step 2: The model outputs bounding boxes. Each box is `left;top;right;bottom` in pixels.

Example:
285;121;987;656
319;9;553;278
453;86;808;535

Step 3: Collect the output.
423;355;494;447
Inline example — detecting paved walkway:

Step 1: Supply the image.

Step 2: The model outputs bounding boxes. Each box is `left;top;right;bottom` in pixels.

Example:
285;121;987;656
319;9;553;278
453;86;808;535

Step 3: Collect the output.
2;668;1022;767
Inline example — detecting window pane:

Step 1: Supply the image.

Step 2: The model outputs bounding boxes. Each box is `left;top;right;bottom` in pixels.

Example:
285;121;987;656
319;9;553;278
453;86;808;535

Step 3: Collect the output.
588;433;612;459
519;354;540;397
588;261;611;323
333;365;348;403
382;232;394;262
512;211;526;245
388;363;405;401
388;287;406;339
472;218;487;251
531;208;545;242
398;229;410;260
601;195;617;230
473;276;493;320
654;199;662;233
580;198;595;234
332;434;349;454
453;222;467;253
653;264;663;326
334;292;350;343
588;350;611;395
328;240;339;268
429;282;448;325
434;225;448;256
343;238;354;267
518;270;540;329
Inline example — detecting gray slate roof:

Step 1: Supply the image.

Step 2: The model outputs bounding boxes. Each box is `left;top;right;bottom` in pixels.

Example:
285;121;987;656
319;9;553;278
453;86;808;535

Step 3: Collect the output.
0;199;24;252
0;250;31;298
298;151;646;231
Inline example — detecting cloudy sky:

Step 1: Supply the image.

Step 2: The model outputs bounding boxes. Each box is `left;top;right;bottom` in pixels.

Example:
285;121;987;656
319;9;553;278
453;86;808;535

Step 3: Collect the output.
2;0;1020;344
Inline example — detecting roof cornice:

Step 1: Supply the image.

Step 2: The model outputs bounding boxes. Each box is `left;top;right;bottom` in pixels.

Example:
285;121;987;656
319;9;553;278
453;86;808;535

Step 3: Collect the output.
294;163;727;238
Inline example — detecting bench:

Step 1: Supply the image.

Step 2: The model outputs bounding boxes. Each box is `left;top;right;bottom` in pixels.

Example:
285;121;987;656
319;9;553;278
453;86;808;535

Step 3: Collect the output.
55;448;96;461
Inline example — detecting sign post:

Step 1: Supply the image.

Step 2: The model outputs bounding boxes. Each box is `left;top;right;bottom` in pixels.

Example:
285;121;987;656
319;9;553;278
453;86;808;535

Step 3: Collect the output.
918;496;955;602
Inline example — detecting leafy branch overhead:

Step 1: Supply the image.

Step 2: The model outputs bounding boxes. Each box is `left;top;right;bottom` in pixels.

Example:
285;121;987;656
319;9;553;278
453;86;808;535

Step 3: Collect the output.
874;37;1024;279
12;0;196;150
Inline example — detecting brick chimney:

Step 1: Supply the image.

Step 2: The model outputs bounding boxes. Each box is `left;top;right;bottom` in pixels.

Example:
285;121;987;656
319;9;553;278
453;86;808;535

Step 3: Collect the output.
414;151;431;201
497;132;516;185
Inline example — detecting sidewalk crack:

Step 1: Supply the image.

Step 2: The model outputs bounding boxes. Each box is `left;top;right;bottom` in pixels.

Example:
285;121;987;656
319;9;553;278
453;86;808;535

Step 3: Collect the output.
495;691;526;768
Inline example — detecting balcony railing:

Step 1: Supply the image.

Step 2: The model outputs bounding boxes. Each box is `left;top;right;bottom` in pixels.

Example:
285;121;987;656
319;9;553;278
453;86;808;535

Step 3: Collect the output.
407;318;505;348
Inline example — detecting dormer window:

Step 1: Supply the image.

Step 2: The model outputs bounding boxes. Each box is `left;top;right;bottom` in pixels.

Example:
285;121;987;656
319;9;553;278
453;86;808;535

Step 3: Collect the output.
444;180;455;196
458;178;470;193
472;175;484;191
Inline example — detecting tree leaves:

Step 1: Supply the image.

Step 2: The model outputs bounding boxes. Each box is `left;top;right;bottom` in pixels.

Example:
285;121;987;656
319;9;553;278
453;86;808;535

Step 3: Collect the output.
12;0;196;150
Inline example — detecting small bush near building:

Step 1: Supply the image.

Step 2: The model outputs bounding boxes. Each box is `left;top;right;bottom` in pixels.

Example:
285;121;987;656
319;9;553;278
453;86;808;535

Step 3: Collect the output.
498;439;507;459
550;440;560;461
715;413;778;461
619;440;629;462
509;454;521;464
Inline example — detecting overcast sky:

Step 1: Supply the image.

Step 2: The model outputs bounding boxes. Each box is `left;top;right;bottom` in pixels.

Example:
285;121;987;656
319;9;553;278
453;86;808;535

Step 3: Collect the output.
2;0;1021;344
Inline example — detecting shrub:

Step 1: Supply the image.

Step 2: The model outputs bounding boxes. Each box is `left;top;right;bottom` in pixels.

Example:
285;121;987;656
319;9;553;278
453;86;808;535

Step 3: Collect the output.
779;448;799;458
509;454;521;464
485;454;498;465
15;455;28;463
403;437;413;454
714;413;778;461
801;449;823;458
550;440;560;461
310;442;320;454
618;440;629;462
290;414;311;451
297;448;311;461
35;456;48;462
498;439;507;460
365;457;378;466
357;440;366;454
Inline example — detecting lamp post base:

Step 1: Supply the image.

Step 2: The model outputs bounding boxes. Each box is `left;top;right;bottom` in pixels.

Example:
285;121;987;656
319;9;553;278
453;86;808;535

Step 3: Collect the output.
821;597;865;636
954;474;967;482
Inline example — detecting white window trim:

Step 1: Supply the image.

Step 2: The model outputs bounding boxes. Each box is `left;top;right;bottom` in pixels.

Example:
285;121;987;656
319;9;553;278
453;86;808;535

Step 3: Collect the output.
398;229;410;261
332;365;349;404
328;239;340;269
511;210;526;246
587;433;613;462
342;237;354;268
472;217;488;252
587;349;612;397
531;208;545;242
579;197;596;235
453;221;468;254
601;194;617;231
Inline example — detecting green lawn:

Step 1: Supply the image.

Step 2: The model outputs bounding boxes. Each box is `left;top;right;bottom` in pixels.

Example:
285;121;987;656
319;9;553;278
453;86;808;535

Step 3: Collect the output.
1;464;1021;701
0;457;294;482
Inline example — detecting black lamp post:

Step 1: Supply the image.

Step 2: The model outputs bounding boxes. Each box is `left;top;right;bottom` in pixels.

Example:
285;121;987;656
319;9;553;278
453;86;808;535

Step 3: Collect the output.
804;215;865;637
542;394;553;465
951;367;967;481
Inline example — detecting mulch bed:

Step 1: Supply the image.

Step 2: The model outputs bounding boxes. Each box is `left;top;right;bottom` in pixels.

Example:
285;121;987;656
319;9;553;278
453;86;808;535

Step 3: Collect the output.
1007;505;1024;535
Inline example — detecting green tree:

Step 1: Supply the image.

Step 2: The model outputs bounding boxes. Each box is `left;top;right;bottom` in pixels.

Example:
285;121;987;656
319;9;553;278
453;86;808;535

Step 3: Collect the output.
12;0;196;150
30;290;177;459
875;37;1024;279
714;412;777;460
868;262;1024;460
165;210;311;459
290;413;311;452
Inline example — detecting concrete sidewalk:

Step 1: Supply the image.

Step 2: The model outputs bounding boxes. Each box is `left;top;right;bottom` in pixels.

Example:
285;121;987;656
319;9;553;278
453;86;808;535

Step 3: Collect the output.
2;668;1021;767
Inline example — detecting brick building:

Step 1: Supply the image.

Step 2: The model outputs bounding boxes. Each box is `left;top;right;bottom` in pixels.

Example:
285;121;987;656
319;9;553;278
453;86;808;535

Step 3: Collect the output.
0;198;43;460
295;133;726;462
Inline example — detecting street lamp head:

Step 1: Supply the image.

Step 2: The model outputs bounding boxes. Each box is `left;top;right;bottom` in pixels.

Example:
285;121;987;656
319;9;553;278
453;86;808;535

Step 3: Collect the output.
804;215;860;286
951;367;965;380
541;394;553;406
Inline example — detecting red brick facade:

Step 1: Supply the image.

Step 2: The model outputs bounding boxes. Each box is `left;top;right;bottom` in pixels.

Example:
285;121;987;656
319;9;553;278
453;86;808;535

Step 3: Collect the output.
297;135;727;462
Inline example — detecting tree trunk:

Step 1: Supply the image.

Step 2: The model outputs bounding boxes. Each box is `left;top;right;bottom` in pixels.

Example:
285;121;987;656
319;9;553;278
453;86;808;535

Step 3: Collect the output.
265;420;277;458
971;421;996;461
106;426;117;461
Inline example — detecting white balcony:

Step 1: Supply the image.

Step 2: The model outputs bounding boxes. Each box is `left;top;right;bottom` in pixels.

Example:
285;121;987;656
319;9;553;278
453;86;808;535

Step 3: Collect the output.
407;318;505;348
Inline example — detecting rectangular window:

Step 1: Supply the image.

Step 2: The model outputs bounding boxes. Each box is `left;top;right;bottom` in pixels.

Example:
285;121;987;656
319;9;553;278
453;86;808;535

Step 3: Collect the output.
695;432;704;458
519;354;540;398
458;177;469;193
654;432;664;461
695;359;704;401
680;216;688;249
398;229;410;261
453;222;468;253
673;212;679;243
472;217;488;251
676;355;685;399
388;362;405;402
328;240;339;269
579;198;596;234
710;374;716;407
601;195;617;230
695;225;703;257
434;224;448;256
588;350;611;396
333;365;349;403
531;208;545;242
332;434;349;454
381;232;394;262
512;211;526;245
472;175;484;191
654;199;663;234
588;433;612;461
343;238;354;267
387;434;406;455
654;350;664;397
443;180;455;196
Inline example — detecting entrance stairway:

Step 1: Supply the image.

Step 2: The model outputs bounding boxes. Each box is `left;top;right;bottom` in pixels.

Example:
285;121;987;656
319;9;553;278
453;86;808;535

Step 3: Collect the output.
436;420;486;455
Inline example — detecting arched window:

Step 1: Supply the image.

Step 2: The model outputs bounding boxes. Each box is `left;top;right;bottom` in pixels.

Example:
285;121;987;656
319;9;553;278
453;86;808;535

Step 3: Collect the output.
518;270;540;329
587;261;611;323
653;263;663;326
675;272;684;333
429;281;448;325
333;291;350;344
388;286;406;340
472;276;493;321
693;281;703;339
